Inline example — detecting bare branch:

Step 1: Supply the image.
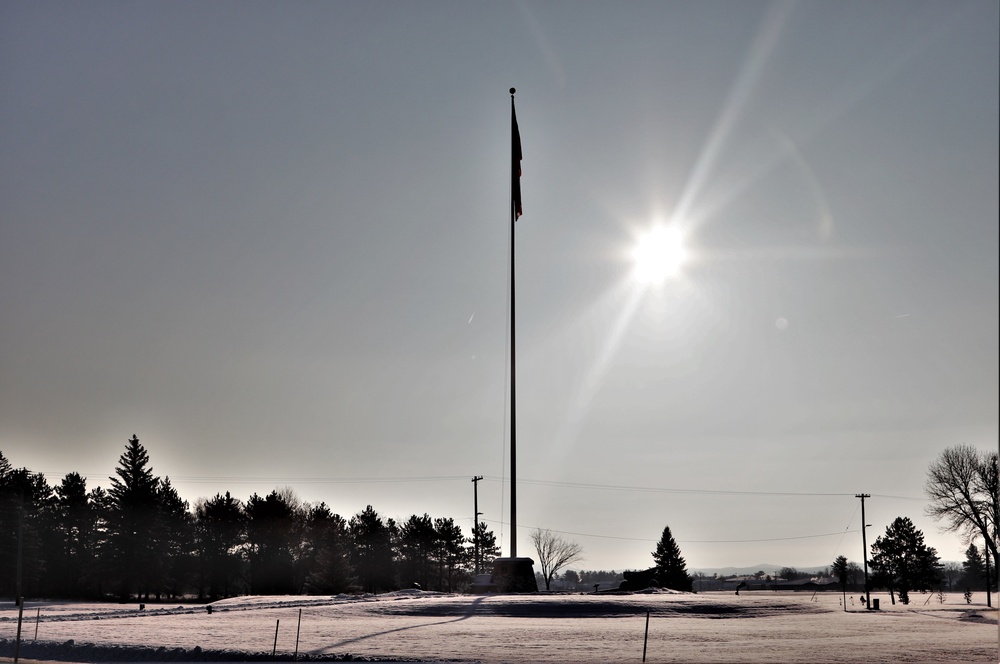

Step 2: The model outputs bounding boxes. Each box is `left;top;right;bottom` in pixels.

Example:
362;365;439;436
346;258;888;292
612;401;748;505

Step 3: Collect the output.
924;445;998;565
530;528;583;590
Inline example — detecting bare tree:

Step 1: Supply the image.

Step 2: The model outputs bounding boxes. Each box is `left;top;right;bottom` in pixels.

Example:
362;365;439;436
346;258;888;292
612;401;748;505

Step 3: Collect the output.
925;445;999;573
530;528;583;591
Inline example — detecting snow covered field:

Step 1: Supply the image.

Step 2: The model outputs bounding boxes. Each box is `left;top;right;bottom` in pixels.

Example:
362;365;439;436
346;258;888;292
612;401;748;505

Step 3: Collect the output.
2;590;997;663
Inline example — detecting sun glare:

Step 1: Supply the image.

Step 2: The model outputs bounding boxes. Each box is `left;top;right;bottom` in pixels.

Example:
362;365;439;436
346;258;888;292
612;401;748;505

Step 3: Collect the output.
632;226;687;284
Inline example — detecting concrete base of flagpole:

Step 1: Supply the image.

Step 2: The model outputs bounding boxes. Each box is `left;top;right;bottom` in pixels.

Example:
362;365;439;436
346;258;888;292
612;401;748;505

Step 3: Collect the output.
491;557;537;593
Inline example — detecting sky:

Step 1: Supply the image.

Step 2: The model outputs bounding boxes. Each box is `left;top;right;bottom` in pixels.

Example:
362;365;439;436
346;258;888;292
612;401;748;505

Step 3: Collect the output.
1;0;997;573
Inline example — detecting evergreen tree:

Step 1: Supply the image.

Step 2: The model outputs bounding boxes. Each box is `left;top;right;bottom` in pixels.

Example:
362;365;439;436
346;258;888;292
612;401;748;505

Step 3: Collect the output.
397;514;437;589
194;492;246;599
832;555;849;611
960;543;987;591
303;504;353;594
86;485;114;598
434;517;467;592
0;459;53;598
47;472;96;597
652;525;692;592
349;505;395;593
105;435;162;599
155;477;194;599
467;521;500;575
245;490;300;595
869;516;941;605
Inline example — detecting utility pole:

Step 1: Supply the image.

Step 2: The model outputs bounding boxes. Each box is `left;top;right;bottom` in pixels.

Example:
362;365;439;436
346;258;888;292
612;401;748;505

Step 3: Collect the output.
856;494;871;610
471;476;483;574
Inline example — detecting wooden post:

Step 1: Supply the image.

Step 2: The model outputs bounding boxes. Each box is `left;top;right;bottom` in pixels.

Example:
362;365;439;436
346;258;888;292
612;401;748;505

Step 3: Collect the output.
294;609;302;660
272;619;280;658
642;610;650;662
33;608;40;642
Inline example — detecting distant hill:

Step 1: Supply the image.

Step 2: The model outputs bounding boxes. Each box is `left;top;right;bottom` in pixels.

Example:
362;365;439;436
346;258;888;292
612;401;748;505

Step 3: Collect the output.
690;561;961;577
689;564;827;577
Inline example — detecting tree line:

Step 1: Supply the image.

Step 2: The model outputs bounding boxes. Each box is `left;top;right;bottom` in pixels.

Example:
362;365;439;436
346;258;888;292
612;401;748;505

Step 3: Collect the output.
1;439;994;602
0;437;500;601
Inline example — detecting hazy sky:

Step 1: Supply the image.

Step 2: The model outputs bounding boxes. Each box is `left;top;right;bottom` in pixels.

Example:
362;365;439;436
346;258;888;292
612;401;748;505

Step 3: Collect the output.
2;1;997;572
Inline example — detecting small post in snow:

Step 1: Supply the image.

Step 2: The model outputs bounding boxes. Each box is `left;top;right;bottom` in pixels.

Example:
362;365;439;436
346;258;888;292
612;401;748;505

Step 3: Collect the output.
642;610;650;662
33;608;40;642
294;609;302;660
272;619;280;658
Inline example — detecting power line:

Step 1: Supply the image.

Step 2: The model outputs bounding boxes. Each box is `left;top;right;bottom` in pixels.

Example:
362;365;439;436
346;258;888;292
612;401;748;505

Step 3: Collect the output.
35;470;925;501
483;476;924;501
44;467;879;547
475;517;860;545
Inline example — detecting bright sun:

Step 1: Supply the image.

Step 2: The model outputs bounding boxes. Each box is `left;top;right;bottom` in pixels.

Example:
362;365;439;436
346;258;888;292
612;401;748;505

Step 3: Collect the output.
632;225;687;284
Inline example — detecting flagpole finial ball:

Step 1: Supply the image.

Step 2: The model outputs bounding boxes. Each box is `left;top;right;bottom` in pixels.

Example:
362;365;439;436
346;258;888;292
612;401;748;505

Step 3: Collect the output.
509;87;516;95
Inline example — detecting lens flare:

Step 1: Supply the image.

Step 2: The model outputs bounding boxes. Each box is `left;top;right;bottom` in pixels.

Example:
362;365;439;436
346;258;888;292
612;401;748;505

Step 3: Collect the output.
632;226;687;284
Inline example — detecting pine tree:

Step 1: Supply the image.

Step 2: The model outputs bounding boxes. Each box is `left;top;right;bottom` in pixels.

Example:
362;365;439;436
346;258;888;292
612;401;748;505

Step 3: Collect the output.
0;460;53;598
467;521;501;574
869;516;941;605
303;504;354;594
245;490;300;595
434;517;467;592
49;472;96;597
105;435;162;599
349;505;395;593
961;543;987;591
156;477;194;599
652;525;692;592
397;514;437;589
832;555;850;611
195;492;246;599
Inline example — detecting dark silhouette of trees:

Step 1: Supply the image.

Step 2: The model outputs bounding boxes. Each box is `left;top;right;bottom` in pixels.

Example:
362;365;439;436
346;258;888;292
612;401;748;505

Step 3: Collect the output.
46;472;97;598
777;566;807;582
846;562;863;591
303;504;353;594
156;477;194;599
832;555;849;611
105;435;164;599
468;521;500;574
397;513;437;590
349;505;395;593
194;492;246;599
87;485;114;598
245;490;299;595
960;542;988;591
941;562;962;591
577;569;624;588
0;455;52;598
434;517;467;592
652;526;692;592
925;445;998;589
870;516;941;605
0;445;713;599
531;528;583;591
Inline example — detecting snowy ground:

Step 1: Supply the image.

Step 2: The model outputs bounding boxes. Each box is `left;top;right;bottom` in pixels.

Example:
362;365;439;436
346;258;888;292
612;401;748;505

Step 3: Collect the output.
1;590;998;663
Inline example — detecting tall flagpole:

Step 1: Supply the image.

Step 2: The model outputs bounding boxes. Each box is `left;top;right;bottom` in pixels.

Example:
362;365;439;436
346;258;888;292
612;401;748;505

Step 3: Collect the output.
492;87;533;591
509;87;519;559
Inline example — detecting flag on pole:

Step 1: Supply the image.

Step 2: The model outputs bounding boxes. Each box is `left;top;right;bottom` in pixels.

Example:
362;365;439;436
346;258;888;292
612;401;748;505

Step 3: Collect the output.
511;98;522;219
